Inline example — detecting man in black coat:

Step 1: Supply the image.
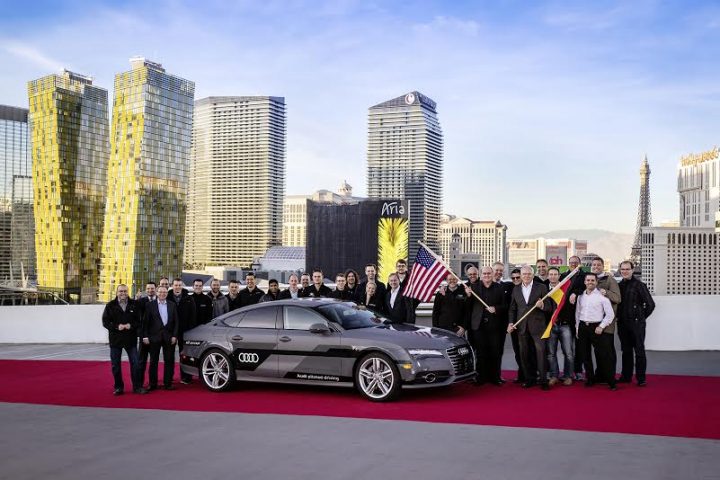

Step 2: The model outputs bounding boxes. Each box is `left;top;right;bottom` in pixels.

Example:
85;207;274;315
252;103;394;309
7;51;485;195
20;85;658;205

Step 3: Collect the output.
142;285;179;390
432;273;466;335
384;273;409;323
357;264;387;303
396;259;418;324
136;281;157;389
508;266;555;390
493;262;514;383
466;267;507;386
169;278;196;384
239;273;266;306
617;261;656;386
330;273;354;300
302;269;332;297
102;284;145;395
191;278;213;326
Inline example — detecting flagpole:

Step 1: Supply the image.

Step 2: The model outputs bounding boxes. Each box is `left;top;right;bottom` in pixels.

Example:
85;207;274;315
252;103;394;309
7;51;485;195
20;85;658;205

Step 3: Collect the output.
508;267;580;331
417;241;491;309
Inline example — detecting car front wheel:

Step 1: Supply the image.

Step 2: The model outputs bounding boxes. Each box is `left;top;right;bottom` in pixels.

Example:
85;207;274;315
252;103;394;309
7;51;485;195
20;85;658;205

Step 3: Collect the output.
199;350;236;392
355;353;401;402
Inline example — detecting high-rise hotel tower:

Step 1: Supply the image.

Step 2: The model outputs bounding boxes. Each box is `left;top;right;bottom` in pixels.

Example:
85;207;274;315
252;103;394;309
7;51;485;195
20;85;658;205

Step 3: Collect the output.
184;96;285;268
0;105;34;283
99;58;194;300
367;91;443;256
27;71;109;299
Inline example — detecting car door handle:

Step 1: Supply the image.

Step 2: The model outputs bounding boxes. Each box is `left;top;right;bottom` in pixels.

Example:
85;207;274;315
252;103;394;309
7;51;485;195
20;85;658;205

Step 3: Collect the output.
231;335;243;341
279;336;291;342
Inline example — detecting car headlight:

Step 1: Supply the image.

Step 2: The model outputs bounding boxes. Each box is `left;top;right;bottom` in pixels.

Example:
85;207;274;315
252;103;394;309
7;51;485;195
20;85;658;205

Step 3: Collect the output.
407;349;444;357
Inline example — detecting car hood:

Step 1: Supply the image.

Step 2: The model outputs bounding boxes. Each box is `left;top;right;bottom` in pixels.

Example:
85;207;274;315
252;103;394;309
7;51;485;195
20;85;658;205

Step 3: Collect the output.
343;323;467;349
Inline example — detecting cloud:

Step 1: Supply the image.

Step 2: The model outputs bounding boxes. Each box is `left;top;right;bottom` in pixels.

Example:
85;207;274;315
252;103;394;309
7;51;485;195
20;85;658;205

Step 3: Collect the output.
2;40;65;72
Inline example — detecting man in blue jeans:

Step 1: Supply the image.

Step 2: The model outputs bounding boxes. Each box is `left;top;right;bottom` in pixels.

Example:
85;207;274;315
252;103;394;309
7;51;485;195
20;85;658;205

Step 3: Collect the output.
102;284;147;395
546;267;575;386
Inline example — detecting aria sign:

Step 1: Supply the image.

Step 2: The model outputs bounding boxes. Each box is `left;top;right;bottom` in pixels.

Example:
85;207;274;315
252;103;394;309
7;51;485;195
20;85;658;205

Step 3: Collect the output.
381;201;406;217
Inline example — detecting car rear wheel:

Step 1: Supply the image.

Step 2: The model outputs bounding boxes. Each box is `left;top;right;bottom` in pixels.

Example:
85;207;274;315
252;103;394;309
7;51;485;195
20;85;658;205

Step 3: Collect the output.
355;353;401;402
200;350;236;392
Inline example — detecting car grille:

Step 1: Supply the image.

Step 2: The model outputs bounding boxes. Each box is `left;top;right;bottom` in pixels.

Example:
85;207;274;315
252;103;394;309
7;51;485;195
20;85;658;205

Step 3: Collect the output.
446;346;474;376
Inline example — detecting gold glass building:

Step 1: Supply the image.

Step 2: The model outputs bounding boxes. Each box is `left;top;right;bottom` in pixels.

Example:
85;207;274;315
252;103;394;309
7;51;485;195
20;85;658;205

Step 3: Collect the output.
27;71;109;301
99;58;195;300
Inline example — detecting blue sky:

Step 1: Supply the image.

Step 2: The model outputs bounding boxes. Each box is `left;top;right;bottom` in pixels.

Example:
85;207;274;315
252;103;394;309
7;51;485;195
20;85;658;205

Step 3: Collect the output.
2;0;720;235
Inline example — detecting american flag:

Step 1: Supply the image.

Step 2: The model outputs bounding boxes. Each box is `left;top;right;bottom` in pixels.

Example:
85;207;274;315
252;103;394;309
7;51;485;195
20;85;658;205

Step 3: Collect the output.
404;246;450;302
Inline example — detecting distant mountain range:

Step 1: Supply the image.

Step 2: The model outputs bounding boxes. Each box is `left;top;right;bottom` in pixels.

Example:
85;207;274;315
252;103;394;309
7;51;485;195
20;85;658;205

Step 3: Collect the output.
520;229;634;267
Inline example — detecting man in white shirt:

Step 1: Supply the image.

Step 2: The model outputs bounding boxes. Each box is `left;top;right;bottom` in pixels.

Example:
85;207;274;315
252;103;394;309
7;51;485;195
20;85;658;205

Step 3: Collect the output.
575;272;617;390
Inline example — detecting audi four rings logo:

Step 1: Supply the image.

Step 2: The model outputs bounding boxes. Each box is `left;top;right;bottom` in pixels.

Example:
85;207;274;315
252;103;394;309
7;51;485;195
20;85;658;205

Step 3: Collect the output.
237;353;260;363
458;347;470;356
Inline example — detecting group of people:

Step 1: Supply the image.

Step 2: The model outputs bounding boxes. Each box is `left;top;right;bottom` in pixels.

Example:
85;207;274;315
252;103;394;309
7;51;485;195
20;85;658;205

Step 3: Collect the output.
431;256;655;391
101;261;418;395
102;255;655;395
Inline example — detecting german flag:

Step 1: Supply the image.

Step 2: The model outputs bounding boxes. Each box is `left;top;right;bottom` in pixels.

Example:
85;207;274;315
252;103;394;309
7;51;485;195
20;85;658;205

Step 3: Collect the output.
541;268;579;339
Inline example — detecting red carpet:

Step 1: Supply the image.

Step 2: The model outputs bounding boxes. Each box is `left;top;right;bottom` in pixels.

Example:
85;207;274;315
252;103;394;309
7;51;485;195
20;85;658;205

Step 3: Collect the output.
1;359;718;440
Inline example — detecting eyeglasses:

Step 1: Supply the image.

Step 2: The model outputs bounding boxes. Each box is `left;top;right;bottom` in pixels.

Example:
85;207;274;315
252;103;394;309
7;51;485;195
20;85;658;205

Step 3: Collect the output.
511;276;520;280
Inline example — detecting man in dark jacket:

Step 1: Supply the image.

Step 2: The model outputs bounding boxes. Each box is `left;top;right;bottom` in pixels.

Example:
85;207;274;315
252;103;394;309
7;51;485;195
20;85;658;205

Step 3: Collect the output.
169;278;196;384
357;264;386;303
617;261;656;386
102;284;145;395
136;281;157;389
384;273;409;323
466;266;507;386
508;266;555;390
302;269;332;297
562;256;587;380
260;279;281;302
142;286;179;390
493;262;514;383
330;273;353;300
191;278;213;326
239;273;265;306
432;273;466;335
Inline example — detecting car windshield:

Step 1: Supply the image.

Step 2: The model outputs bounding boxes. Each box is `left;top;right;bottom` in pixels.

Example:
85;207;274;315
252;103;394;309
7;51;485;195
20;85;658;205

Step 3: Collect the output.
317;303;387;330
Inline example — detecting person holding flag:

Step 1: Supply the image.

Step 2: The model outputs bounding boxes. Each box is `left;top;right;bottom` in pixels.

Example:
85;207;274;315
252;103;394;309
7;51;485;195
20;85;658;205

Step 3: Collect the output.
544;267;575;386
404;245;451;307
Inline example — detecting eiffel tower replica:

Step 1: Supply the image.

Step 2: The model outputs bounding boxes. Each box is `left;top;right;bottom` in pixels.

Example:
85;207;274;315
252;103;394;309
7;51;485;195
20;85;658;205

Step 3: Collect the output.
630;156;652;274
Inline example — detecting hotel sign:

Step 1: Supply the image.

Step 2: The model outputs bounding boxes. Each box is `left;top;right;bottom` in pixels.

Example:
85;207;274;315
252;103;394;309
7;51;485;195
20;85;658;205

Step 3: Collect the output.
681;147;719;167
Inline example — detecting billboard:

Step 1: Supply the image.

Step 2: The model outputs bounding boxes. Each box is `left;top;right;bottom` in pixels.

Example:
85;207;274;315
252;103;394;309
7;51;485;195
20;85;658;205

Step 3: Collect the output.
306;199;408;283
546;245;568;266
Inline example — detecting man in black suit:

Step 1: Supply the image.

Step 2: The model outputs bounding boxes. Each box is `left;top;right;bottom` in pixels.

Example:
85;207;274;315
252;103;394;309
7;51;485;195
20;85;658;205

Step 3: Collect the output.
466;266;507;386
396;259;418;324
384;273;408;323
492;261;513;383
508;265;555;390
357;264;386;303
142;285;179;390
136;281;157;388
169;278;196;384
302;269;332;297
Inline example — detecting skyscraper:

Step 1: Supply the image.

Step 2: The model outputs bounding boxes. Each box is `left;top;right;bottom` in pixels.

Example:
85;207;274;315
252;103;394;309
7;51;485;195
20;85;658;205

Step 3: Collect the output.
0;105;34;284
439;215;507;267
27;71;109;300
367;91;443;257
677;147;719;228
99;58;194;300
184;96;285;268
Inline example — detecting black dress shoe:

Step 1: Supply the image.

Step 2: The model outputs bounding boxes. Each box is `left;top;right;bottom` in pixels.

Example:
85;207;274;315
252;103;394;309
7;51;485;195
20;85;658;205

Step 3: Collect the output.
148;385;158;391
499;378;507;384
513;378;523;384
541;383;550;391
616;377;632;384
637;380;647;387
584;381;594;388
180;378;192;385
521;381;537;388
113;388;124;396
133;388;148;394
609;384;617;391
490;380;504;386
163;385;176;391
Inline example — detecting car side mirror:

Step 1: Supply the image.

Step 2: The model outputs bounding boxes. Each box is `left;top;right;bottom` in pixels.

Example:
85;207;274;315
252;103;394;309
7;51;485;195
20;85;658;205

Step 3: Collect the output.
309;323;330;334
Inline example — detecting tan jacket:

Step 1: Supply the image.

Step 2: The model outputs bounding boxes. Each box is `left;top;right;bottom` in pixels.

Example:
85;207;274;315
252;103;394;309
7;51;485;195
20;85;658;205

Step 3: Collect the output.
596;273;621;334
